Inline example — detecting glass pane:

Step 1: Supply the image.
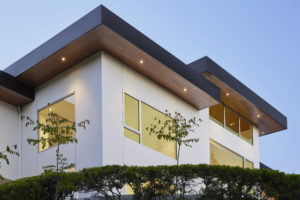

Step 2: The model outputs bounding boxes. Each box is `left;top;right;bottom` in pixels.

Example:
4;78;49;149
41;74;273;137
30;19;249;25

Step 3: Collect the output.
225;107;239;135
209;104;224;127
240;118;253;144
124;93;139;131
38;95;75;151
124;128;140;143
210;140;244;167
141;103;176;159
245;159;254;169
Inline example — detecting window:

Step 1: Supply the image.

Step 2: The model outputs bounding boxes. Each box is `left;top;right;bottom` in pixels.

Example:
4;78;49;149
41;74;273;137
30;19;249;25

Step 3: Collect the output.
124;94;139;131
209;104;253;144
123;93;176;159
210;139;254;169
240;118;253;144
141;103;176;159
210;140;244;167
124;94;140;143
225;107;239;136
209;104;224;127
245;159;254;169
38;95;75;152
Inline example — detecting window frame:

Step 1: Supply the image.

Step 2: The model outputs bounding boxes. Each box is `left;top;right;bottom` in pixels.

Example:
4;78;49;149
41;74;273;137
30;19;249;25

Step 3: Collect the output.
37;92;76;153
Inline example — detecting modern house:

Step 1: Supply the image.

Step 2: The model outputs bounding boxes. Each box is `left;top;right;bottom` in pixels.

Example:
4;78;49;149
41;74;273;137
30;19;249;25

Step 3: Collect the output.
0;5;287;184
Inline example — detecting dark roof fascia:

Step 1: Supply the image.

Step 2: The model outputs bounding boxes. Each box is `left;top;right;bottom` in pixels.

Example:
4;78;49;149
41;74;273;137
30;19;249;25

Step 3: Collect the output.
189;56;287;130
0;70;34;100
4;5;220;103
260;162;273;170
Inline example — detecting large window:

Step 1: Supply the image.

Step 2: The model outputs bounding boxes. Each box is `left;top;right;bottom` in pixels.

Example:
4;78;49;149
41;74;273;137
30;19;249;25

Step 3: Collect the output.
209;104;253;144
123;93;176;159
210;139;254;169
38;95;75;152
210;140;244;167
209;104;224;126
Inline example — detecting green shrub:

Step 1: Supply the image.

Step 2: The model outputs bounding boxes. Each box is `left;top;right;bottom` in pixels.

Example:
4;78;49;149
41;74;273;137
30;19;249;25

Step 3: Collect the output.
0;164;299;200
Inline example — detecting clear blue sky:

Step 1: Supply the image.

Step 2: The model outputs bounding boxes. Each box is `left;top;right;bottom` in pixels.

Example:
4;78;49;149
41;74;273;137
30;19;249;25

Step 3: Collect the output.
0;1;299;174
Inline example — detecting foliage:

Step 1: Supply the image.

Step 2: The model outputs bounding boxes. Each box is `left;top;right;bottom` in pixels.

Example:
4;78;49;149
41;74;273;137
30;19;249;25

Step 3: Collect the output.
1;164;299;200
147;111;201;166
23;109;89;173
0;144;19;180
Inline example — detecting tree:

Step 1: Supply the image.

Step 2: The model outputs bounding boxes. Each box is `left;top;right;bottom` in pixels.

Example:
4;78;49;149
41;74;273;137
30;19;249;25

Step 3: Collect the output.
23;110;89;173
147;110;201;166
0;144;19;180
147;110;201;200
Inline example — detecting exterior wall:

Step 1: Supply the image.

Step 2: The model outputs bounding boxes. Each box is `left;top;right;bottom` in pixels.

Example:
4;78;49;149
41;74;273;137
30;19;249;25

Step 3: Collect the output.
0;101;19;180
1;50;260;180
19;53;102;178
101;52;260;167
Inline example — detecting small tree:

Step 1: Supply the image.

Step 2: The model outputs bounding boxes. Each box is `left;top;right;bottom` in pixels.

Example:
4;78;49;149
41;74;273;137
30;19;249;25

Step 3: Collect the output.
147;110;201;166
0;144;19;180
23;110;89;173
147;110;201;199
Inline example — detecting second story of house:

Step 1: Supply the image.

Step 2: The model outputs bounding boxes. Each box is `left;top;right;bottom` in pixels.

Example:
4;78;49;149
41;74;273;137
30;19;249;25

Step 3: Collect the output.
0;5;287;180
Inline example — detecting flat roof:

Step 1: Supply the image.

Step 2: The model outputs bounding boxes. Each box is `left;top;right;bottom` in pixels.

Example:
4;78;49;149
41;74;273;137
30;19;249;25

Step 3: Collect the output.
189;56;287;135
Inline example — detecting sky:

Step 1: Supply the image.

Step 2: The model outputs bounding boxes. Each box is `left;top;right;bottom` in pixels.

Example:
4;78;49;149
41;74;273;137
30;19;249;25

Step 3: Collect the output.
0;1;299;174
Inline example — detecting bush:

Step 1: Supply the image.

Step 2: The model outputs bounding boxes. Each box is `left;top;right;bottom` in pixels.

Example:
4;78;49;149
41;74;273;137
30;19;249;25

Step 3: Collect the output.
0;164;299;200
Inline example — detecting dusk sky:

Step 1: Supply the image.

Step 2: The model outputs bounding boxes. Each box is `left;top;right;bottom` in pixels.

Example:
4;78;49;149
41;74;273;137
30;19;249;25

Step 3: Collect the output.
0;1;299;174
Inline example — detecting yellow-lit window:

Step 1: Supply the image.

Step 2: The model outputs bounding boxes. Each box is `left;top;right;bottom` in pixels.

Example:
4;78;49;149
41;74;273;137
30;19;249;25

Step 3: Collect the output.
240;118;253;144
124;128;140;143
209;104;224;127
245;159;254;169
124;93;139;131
141;102;176;159
210;140;244;168
38;95;75;152
225;107;239;136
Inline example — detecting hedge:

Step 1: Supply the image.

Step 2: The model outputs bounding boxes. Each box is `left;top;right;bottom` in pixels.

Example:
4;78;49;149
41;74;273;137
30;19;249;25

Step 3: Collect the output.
0;164;299;200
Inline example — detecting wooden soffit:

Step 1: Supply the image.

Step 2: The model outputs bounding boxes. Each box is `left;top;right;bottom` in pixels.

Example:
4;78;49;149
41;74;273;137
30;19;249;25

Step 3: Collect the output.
189;57;287;136
4;5;220;109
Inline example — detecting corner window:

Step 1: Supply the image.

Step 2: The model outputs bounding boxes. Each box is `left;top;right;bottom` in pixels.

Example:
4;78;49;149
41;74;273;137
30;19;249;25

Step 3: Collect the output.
123;93;176;159
209;104;253;145
209;104;224;127
225;107;239;136
240;118;253;144
38;95;75;152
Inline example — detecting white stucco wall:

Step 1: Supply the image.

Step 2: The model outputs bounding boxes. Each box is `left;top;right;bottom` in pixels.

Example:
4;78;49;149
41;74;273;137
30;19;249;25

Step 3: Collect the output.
0;101;19;180
101;52;259;168
19;53;102;178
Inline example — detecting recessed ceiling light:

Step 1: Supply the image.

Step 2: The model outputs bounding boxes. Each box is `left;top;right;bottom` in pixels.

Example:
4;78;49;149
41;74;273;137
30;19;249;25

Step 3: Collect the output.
226;92;230;96
139;59;144;64
48;107;52;111
61;57;66;62
183;88;187;92
257;114;261;118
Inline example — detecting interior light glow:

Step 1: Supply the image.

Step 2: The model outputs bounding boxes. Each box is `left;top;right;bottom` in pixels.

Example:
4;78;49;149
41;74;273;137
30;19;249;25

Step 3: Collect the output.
183;88;187;92
61;57;66;62
139;59;144;64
